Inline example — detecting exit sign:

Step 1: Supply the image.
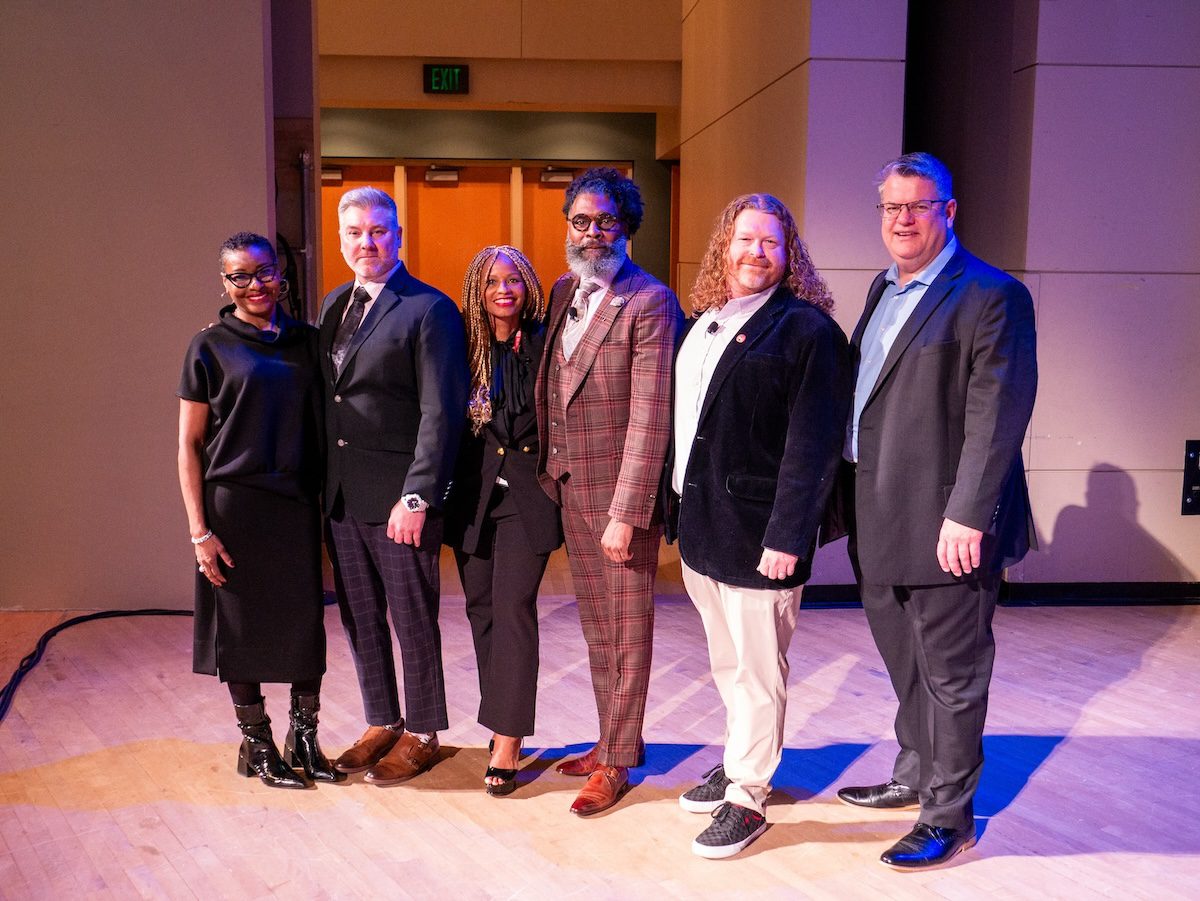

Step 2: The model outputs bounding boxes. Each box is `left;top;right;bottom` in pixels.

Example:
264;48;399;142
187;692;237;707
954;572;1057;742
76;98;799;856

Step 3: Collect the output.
424;64;469;95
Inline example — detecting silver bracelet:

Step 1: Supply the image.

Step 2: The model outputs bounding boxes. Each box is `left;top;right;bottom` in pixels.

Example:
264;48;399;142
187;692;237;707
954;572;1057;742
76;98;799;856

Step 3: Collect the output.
190;529;214;545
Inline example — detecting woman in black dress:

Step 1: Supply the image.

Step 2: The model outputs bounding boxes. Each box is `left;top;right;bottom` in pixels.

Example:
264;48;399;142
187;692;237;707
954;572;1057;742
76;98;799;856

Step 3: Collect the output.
445;245;562;796
177;232;341;788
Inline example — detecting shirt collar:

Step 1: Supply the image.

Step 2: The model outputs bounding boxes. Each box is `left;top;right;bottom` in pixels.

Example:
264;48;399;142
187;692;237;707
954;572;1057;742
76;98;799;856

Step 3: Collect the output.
884;236;958;290
355;260;404;300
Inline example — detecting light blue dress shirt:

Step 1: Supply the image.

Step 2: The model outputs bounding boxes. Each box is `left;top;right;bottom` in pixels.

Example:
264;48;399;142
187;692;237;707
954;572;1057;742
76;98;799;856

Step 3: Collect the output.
846;237;958;462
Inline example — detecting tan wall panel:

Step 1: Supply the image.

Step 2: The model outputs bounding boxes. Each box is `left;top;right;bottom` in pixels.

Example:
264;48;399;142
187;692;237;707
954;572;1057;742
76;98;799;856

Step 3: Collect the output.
1011;470;1198;583
808;0;907;58
1028;273;1200;472
680;0;809;140
678;69;811;264
522;0;680;60
321;56;680;111
318;0;523;57
799;59;906;271
1031;0;1200;66
1024;66;1200;273
0;1;275;610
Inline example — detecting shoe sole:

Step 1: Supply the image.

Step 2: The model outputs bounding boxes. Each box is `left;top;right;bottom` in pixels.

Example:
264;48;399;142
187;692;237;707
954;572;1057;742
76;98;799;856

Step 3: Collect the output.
363;756;438;786
837;794;920;810
692;822;768;860
880;835;977;871
679;795;726;814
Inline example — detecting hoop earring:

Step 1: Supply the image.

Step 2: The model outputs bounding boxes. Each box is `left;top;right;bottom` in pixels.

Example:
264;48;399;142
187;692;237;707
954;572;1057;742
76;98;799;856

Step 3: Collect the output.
277;279;290;303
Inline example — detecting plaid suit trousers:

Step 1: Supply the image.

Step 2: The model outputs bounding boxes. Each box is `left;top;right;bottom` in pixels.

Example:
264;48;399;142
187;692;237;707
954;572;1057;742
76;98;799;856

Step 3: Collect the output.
326;509;449;733
560;476;659;767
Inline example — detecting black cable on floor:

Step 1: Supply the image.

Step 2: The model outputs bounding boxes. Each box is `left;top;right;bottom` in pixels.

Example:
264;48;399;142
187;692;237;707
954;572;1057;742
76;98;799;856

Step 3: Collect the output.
0;609;193;725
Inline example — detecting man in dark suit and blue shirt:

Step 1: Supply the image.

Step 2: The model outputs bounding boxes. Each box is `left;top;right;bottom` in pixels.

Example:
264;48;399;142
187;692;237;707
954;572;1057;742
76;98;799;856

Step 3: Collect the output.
318;186;468;785
834;153;1037;870
667;194;850;858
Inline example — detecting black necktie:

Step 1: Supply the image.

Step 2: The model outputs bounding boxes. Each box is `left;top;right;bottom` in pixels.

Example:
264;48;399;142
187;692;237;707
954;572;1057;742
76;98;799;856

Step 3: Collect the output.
331;287;370;375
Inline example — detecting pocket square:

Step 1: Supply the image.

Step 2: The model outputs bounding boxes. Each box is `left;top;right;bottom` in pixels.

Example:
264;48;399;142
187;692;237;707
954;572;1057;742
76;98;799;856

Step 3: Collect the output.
609;297;627;307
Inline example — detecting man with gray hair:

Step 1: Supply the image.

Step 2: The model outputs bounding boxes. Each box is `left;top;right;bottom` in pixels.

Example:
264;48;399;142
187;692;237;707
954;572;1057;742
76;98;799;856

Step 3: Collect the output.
832;153;1037;869
318;186;468;785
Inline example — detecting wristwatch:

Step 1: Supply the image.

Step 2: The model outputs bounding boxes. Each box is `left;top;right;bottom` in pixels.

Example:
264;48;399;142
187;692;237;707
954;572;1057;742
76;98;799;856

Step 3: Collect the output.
401;493;429;513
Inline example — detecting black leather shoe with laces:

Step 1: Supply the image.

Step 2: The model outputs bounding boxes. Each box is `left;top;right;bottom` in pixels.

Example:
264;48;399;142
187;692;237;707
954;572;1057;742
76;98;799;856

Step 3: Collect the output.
880;822;976;870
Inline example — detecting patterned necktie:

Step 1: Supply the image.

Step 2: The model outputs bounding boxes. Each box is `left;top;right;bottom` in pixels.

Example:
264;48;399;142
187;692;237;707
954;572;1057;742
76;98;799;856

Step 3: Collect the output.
330;287;370;375
561;278;602;361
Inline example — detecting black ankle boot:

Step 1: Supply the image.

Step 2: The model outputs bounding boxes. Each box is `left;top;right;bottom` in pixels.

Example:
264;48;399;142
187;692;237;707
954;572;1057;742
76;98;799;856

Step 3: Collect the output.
284;693;346;783
234;700;309;789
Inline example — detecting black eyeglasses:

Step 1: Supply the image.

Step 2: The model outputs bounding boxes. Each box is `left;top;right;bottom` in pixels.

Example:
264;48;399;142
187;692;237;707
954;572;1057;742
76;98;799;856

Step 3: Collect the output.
876;200;950;220
568;213;622;233
223;266;280;289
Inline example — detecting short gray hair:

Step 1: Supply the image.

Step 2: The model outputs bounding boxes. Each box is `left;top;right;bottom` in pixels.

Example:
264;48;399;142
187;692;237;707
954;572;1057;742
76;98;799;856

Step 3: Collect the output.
338;186;398;226
875;152;953;199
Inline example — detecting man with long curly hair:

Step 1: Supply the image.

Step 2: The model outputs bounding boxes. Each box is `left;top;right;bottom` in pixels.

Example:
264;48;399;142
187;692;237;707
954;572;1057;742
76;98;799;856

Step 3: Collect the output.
535;168;682;817
667;194;850;858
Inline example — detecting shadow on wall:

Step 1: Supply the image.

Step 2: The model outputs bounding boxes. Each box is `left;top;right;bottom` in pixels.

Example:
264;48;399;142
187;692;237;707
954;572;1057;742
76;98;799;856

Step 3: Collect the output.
1034;464;1193;582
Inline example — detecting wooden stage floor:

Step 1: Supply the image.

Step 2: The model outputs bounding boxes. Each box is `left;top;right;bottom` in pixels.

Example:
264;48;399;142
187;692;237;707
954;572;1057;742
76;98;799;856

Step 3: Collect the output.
1;550;1198;898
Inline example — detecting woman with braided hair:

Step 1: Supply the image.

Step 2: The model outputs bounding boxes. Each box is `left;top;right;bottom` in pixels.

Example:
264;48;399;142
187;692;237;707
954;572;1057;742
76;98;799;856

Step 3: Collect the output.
444;245;562;796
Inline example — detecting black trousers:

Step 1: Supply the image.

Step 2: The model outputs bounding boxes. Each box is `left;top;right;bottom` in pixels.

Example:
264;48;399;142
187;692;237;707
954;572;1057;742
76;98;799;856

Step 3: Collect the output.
860;575;999;832
326;500;448;733
454;486;549;737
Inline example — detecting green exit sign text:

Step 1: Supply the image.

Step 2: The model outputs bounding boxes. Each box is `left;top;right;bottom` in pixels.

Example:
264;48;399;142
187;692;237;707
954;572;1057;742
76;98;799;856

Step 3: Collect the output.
423;64;470;95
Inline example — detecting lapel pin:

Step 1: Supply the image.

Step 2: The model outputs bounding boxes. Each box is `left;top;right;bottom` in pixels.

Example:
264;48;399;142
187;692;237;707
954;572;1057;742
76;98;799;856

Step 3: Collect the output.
736;333;746;343
610;297;626;307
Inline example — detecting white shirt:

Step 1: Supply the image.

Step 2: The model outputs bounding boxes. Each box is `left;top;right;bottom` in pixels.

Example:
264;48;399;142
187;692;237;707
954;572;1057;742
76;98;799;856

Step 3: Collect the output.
672;284;776;495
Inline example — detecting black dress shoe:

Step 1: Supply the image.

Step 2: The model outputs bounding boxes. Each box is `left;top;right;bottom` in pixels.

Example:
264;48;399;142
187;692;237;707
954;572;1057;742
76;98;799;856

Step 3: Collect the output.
880;822;976;870
837;780;919;809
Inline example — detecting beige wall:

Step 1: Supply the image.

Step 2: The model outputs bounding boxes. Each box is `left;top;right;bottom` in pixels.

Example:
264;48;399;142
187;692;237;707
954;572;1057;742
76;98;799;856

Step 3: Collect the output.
0;1;278;610
678;0;908;583
1009;0;1200;581
318;0;680;112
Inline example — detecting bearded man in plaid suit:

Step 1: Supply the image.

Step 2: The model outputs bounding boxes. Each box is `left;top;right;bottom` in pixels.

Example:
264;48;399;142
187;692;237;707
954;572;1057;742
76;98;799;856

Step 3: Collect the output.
535;167;682;816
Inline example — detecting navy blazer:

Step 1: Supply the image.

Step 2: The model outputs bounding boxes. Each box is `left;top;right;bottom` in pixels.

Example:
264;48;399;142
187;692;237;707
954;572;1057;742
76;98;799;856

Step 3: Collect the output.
444;323;563;556
317;264;469;522
830;243;1038;585
666;285;851;590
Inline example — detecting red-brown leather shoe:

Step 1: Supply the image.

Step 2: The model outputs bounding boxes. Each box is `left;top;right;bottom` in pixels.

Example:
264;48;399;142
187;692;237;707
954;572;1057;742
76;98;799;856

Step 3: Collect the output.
334;724;402;774
555;739;645;776
364;732;440;785
555;744;600;776
569;765;629;816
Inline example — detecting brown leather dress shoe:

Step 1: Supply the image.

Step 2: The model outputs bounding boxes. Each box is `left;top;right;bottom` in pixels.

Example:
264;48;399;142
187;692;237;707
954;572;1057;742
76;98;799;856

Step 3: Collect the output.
569;765;629;816
334;725;401;774
364;732;440;785
555;739;645;776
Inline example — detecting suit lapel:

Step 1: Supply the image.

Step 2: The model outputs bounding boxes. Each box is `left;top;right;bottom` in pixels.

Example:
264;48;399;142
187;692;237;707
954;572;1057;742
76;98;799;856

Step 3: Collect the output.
319;286;353;381
864;249;966;407
333;265;410;385
853;273;889;350
696;288;786;428
565;259;642;403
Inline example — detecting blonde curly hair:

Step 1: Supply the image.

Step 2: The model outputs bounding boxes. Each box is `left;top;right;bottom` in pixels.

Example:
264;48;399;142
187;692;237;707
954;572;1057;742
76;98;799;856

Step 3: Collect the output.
460;245;546;435
689;194;833;316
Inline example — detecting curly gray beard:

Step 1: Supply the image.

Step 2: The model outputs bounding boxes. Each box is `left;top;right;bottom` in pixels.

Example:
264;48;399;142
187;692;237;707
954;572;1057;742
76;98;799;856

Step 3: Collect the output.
565;235;628;281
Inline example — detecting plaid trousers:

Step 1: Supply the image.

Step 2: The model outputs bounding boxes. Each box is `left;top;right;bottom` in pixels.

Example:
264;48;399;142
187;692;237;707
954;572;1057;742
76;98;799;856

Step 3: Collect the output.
560;477;659;767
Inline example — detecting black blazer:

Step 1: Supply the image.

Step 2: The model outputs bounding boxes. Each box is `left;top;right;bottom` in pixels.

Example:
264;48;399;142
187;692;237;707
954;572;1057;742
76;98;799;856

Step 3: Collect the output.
829;243;1038;585
666;286;851;590
317;264;469;522
444;324;563;556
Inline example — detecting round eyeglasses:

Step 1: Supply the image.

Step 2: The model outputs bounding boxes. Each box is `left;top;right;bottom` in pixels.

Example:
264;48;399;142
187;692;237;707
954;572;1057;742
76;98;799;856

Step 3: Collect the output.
568;213;622;233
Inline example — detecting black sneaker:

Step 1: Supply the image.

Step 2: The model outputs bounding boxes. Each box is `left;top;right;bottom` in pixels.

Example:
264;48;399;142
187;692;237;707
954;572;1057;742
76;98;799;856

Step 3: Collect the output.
679;763;732;813
692;802;767;859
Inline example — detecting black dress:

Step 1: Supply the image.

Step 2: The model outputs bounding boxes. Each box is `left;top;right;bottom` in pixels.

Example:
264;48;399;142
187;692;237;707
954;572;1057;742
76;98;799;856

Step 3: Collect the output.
444;323;562;736
178;305;326;682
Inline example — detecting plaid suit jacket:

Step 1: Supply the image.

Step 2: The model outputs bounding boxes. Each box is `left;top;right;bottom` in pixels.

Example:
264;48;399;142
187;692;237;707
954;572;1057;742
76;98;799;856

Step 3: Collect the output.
535;258;682;532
